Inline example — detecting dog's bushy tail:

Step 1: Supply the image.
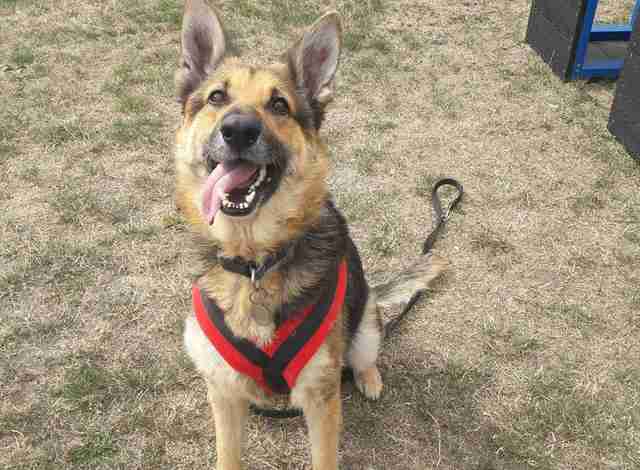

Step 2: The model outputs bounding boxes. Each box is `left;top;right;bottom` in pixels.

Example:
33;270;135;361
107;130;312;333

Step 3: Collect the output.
372;253;447;312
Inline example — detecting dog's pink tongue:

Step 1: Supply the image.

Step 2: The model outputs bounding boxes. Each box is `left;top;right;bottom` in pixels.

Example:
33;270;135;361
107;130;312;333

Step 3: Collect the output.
202;162;258;224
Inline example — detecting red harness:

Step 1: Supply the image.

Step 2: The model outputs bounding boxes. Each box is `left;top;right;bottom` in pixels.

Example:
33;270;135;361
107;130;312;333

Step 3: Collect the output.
192;260;347;394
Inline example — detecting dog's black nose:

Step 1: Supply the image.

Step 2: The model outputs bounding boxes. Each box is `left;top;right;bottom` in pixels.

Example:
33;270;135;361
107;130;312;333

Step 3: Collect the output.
220;112;262;154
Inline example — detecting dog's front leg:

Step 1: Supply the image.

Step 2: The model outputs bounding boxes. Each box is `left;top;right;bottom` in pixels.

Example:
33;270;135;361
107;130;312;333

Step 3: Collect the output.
303;386;342;470
207;384;249;470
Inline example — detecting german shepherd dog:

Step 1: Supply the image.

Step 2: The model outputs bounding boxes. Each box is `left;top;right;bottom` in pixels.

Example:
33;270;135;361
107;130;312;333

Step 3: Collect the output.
175;1;446;468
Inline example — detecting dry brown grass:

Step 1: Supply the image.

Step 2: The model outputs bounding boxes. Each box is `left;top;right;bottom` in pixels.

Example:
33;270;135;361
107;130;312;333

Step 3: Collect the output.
1;0;639;469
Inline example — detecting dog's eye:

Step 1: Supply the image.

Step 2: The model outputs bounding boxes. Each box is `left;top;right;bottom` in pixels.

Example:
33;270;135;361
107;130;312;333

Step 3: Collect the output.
269;97;290;116
208;90;228;106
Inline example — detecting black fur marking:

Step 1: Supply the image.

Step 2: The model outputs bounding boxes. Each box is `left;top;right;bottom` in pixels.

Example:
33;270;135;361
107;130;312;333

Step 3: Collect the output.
343;231;368;337
277;200;367;339
276;203;346;323
292;86;322;130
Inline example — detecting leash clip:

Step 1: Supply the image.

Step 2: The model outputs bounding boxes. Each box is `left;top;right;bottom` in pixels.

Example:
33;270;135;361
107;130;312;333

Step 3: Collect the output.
250;263;266;287
250;265;258;286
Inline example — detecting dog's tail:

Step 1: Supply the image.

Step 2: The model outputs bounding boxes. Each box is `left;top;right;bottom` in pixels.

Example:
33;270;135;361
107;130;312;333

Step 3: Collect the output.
372;253;447;335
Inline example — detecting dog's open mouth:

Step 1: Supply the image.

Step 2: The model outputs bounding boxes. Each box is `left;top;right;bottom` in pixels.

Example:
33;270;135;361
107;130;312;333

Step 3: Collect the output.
202;161;279;224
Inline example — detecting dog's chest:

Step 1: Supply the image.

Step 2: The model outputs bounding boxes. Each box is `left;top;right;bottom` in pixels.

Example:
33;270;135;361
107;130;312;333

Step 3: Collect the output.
183;314;333;407
183;314;267;399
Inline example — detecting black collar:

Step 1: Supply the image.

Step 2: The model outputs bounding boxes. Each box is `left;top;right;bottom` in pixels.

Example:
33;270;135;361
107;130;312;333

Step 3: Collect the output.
218;245;290;284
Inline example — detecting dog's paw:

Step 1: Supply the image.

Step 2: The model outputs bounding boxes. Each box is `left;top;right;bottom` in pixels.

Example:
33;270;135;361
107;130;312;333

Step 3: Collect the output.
354;366;383;400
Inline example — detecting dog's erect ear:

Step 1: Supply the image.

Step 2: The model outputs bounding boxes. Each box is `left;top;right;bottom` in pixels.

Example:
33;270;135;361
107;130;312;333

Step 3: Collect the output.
176;0;226;106
287;12;341;126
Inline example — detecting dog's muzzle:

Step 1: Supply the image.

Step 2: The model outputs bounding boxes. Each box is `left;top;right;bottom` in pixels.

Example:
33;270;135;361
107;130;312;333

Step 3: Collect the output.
200;111;287;224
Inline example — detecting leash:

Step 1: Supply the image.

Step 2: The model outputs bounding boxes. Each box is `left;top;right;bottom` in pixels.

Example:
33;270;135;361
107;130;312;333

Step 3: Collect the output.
251;177;464;418
422;178;464;255
384;177;463;337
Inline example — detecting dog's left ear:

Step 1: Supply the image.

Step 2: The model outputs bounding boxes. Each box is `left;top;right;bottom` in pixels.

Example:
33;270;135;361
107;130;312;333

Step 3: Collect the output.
287;12;341;127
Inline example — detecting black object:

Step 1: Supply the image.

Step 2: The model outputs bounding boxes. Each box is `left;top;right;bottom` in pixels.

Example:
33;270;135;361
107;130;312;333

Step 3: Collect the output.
526;0;637;81
422;178;464;256
609;13;640;161
526;0;587;81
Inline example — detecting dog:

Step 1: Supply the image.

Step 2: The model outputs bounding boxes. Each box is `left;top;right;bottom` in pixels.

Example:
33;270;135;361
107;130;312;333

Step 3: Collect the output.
175;1;446;468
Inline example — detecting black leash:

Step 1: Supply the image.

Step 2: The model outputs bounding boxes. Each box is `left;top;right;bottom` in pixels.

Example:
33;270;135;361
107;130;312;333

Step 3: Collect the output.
251;178;464;418
384;177;464;337
422;178;464;255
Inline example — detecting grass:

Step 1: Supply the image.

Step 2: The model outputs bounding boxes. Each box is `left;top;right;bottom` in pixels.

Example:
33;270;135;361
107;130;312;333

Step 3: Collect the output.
353;145;384;175
38;121;91;147
431;79;463;119
482;320;542;361
1;0;640;469
10;45;35;67
67;429;118;466
115;95;151;114
49;178;131;225
494;365;640;467
108;115;165;145
1;237;117;306
471;226;515;256
57;360;118;412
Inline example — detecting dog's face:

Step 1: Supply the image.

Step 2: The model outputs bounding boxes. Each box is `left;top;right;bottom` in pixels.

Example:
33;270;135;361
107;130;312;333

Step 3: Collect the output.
175;0;341;255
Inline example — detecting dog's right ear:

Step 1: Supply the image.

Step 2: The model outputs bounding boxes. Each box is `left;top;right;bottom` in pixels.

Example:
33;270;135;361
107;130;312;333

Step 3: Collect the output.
176;0;226;107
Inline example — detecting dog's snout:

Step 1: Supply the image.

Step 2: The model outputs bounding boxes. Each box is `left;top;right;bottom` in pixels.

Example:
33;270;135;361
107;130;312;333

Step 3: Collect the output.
220;112;262;154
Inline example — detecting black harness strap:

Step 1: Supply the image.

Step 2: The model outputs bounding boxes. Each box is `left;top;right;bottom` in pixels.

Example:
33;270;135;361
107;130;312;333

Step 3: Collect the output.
199;260;341;395
264;263;339;392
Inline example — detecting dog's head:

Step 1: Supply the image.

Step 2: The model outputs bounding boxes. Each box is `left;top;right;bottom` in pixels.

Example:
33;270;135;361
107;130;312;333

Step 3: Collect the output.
175;0;341;256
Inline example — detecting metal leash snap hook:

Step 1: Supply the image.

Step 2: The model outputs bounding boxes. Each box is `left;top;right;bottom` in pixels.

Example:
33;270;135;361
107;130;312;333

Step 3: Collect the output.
250;264;258;286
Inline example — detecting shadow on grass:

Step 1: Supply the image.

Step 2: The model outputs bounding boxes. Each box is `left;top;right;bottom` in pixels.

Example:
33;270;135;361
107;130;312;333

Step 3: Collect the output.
340;355;519;469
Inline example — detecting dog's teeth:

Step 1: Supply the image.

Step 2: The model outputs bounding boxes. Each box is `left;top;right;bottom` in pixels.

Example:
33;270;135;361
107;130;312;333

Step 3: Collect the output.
249;167;267;193
245;192;255;203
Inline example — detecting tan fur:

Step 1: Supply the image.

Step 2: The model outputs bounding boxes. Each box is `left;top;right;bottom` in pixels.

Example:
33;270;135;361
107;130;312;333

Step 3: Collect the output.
176;5;445;469
178;26;346;468
207;384;248;470
175;59;329;261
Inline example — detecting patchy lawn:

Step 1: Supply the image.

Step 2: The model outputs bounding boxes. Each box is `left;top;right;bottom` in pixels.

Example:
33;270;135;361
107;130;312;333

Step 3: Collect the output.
1;0;638;469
